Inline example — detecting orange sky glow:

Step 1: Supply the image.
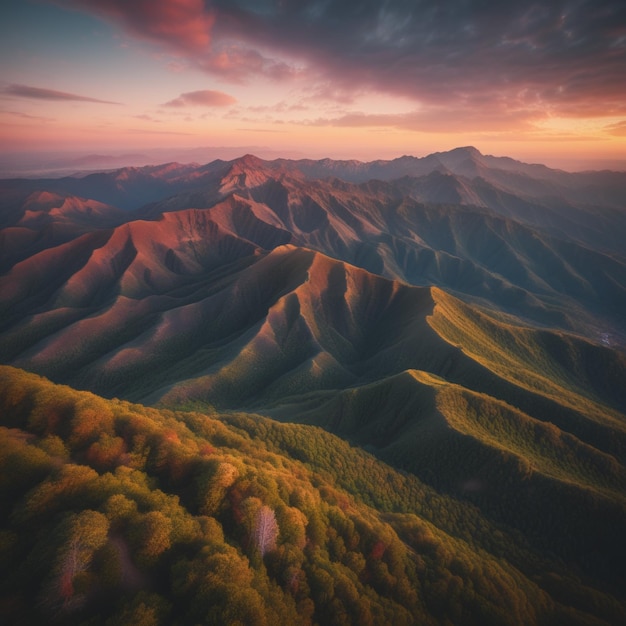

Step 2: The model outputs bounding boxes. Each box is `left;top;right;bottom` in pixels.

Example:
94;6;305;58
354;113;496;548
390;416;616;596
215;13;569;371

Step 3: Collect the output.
1;0;625;170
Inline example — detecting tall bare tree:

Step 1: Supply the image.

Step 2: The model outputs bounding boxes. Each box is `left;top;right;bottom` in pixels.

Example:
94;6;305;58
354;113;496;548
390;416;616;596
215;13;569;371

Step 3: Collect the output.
254;505;279;556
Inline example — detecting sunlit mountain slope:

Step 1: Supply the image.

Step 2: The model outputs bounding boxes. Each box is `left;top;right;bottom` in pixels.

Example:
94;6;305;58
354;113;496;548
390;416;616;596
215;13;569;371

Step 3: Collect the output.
1;148;625;623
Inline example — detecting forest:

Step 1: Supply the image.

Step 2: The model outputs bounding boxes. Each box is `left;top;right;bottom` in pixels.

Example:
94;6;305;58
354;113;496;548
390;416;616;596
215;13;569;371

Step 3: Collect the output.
1;365;624;625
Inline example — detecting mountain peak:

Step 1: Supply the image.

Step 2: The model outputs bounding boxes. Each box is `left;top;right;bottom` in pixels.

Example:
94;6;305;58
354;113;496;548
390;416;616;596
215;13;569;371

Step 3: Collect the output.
456;146;482;155
442;146;483;160
233;154;265;168
218;154;274;192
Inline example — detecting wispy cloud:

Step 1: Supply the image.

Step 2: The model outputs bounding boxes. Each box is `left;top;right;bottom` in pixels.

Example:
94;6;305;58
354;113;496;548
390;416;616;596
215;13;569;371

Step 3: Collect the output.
163;89;237;107
4;84;121;105
605;120;626;136
1;110;55;122
307;100;542;134
237;127;289;134
126;128;193;135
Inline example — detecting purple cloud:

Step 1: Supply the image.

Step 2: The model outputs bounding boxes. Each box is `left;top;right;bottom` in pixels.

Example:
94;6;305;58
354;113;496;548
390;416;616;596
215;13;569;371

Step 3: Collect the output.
2;110;55;121
163;89;237;107
4;84;121;105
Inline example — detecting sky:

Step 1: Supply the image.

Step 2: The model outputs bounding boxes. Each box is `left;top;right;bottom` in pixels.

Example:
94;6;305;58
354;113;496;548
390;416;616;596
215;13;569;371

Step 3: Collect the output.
1;0;626;169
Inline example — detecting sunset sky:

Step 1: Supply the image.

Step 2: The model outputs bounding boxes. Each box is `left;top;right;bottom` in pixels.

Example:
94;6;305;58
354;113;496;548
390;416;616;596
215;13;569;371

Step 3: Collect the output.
1;0;626;169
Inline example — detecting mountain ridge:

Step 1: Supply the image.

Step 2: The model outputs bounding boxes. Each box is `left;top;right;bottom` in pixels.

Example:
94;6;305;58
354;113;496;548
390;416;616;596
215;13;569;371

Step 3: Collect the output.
1;147;625;623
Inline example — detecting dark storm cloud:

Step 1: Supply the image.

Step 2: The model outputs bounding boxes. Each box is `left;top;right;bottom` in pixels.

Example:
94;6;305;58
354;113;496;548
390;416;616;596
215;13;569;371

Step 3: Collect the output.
209;0;626;114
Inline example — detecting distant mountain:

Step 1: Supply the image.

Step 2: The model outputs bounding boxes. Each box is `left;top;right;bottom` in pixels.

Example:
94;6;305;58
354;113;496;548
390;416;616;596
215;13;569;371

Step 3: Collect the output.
0;146;304;178
1;147;626;624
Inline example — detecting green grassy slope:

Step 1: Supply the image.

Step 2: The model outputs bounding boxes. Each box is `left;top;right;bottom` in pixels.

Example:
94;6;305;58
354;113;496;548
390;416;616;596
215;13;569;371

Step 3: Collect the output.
260;284;626;590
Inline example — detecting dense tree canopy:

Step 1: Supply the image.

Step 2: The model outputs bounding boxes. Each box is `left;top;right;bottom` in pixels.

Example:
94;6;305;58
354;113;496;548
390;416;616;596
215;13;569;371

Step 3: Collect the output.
0;366;624;625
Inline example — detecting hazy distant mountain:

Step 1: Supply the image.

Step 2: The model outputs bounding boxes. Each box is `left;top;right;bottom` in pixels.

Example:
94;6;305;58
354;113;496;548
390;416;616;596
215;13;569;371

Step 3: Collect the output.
0;146;305;178
1;147;626;624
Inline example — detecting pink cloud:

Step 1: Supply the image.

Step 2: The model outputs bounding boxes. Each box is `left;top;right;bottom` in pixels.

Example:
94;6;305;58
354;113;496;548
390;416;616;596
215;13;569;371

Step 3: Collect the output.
64;0;214;53
59;1;303;84
302;83;359;105
163;90;237;108
197;45;302;84
126;128;193;135
167;60;188;73
133;114;160;122
308;104;541;134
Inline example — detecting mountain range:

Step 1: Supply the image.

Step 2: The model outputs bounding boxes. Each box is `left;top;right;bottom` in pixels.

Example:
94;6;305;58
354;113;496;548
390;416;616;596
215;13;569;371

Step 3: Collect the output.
1;146;625;625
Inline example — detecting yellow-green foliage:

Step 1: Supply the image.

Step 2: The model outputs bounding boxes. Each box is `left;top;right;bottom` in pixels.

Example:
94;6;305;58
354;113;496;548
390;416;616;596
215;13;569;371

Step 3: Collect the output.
0;366;624;625
429;287;626;429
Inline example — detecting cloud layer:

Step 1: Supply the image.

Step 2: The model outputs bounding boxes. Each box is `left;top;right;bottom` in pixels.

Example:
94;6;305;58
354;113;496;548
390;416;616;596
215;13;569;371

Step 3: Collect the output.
211;1;626;116
59;0;626;131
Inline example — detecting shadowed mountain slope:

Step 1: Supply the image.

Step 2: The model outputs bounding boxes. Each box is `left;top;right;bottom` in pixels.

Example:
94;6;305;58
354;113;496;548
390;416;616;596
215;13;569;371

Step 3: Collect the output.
133;169;626;340
1;148;626;623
